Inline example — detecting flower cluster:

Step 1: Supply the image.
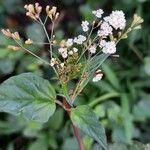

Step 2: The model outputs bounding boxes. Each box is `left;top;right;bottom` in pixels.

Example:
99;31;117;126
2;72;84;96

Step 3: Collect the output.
92;9;104;18
1;4;143;84
24;3;42;20
74;35;86;45
97;22;113;37
104;10;126;30
1;29;20;40
46;6;59;20
81;21;89;32
101;41;116;54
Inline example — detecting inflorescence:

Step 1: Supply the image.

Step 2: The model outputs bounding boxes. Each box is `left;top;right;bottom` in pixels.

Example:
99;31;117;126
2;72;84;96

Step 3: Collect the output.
1;3;144;84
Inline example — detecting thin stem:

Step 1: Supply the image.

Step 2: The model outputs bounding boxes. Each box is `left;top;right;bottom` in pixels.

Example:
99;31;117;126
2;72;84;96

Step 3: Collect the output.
32;42;54;45
72;124;84;150
76;35;98;64
76;25;94;63
44;15;48;25
130;44;144;62
50;21;55;57
39;17;52;58
14;40;51;66
38;18;58;76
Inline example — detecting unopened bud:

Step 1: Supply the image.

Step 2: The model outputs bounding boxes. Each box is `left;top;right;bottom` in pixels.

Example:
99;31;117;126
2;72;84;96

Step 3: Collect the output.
25;39;33;44
8;45;20;51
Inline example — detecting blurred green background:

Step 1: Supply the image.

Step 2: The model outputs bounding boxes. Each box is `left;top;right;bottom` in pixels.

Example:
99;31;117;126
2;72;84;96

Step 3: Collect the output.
0;0;150;149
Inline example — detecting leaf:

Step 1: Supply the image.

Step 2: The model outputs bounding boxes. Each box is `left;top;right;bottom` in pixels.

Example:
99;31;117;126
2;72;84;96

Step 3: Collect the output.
26;23;46;44
0;120;21;135
28;138;48;150
0;73;56;122
121;94;133;143
0;59;14;75
102;64;121;90
77;54;109;97
62;137;78;150
46;108;64;130
70;105;107;149
0;48;9;58
85;53;110;74
133;98;150;121
144;57;150;76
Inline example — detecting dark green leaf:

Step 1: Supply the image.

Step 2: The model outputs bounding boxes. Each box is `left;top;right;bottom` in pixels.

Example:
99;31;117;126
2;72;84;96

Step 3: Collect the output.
26;23;46;44
0;73;56;122
70;105;107;149
0;59;14;75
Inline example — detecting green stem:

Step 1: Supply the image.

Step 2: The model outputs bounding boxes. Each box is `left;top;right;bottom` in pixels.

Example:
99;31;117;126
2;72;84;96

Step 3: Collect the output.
14;40;50;66
39;18;58;76
39;18;52;58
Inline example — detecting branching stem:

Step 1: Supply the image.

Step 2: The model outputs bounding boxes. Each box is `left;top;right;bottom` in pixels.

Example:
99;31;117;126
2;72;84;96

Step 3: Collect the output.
39;17;52;58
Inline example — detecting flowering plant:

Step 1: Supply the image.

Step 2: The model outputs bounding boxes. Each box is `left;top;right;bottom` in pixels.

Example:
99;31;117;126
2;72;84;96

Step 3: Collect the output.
0;3;143;150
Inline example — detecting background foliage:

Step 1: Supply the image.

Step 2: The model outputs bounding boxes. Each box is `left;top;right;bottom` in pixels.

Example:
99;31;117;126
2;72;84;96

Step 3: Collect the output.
0;0;150;149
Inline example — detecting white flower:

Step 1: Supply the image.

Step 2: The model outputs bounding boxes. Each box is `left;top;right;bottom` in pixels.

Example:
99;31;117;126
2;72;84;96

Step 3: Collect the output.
92;9;104;18
89;45;96;54
99;40;106;48
73;47;78;53
61;51;68;58
102;41;116;54
81;21;89;32
58;47;65;53
58;47;68;58
74;35;86;44
104;10;126;30
97;22;113;37
66;38;73;47
78;35;86;41
50;58;57;66
68;50;73;55
93;70;103;82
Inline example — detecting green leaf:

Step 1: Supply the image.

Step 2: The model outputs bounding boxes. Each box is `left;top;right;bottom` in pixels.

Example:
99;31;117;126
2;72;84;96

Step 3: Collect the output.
70;105;107;149
102;64;121;90
85;53;109;74
133;98;150;121
28;138;48;150
62;137;78;150
0;59;14;75
144;57;150;76
0;48;9;58
26;23;46;44
0;73;56;122
77;54;109;98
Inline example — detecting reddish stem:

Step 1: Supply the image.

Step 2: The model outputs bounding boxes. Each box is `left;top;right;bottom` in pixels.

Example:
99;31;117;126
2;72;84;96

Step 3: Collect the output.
56;99;84;150
72;124;84;150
